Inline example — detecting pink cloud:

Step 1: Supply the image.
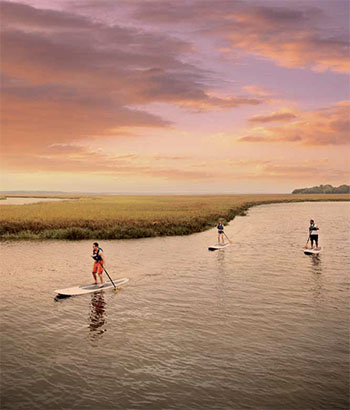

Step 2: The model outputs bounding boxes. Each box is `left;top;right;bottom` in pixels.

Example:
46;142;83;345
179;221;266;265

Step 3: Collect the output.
1;1;269;157
248;111;297;123
126;0;349;73
238;102;350;145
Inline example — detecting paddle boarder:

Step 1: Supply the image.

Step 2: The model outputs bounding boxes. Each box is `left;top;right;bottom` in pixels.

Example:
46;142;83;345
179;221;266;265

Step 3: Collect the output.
92;242;105;286
309;219;319;249
217;220;225;244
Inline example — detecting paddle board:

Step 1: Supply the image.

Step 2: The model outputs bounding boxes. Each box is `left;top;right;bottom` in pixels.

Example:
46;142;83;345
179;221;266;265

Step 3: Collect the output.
303;247;322;255
55;278;129;297
208;243;231;251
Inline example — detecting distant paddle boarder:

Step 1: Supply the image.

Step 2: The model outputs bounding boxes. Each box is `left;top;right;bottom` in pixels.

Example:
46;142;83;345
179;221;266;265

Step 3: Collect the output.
217;220;225;244
308;219;319;249
92;242;105;286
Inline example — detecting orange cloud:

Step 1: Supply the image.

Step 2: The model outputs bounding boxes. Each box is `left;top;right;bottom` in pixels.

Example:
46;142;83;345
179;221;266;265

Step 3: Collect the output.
238;102;350;145
1;144;215;182
243;85;274;96
248;111;297;123
128;1;349;73
1;1;267;156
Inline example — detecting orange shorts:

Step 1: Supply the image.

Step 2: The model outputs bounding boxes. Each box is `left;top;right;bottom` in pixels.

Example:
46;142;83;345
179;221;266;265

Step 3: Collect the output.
92;261;104;275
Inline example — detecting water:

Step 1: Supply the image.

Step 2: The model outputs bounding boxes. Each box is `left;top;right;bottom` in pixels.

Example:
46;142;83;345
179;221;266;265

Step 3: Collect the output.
0;197;74;205
0;201;349;410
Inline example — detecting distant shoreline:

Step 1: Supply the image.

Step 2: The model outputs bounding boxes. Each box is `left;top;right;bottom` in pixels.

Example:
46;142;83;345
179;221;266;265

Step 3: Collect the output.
0;194;348;240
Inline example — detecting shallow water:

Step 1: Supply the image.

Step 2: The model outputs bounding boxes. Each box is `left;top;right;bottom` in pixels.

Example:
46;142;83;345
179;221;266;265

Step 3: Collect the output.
0;201;349;410
0;197;74;205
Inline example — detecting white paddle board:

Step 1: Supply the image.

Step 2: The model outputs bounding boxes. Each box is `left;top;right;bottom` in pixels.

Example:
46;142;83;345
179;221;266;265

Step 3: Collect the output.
208;243;231;251
303;247;322;255
55;278;129;296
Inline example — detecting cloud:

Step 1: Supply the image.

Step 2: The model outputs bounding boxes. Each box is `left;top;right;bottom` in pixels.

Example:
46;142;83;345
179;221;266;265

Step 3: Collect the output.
125;0;349;73
248;111;297;123
1;76;168;152
2;138;347;185
243;85;274;96
259;164;349;181
1;1;268;157
1;145;216;181
238;101;350;145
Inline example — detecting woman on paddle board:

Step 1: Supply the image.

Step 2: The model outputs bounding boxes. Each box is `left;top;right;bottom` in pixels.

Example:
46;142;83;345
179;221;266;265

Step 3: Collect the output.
217;220;225;244
92;242;105;286
309;220;319;249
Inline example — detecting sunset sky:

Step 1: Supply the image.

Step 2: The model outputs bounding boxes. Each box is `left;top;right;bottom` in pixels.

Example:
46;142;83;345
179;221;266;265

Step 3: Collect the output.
1;0;349;193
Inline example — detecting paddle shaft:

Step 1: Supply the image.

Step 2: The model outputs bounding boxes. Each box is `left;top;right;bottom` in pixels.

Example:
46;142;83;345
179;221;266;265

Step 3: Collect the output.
223;232;232;244
99;262;117;289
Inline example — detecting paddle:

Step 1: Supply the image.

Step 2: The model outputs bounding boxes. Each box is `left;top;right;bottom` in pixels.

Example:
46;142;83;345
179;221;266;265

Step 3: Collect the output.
99;263;118;293
224;232;232;244
304;235;310;249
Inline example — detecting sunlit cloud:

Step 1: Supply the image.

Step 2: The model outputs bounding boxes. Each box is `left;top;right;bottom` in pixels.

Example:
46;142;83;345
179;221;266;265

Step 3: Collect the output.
1;1;267;156
248;111;297;123
126;0;349;73
243;85;274;96
239;102;350;145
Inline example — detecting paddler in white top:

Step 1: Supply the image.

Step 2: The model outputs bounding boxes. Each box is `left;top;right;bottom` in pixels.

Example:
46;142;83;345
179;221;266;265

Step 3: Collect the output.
92;242;105;287
309;219;319;249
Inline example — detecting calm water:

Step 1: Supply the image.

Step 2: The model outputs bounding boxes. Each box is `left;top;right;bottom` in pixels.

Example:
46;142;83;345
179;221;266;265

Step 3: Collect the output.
0;202;349;410
0;197;74;205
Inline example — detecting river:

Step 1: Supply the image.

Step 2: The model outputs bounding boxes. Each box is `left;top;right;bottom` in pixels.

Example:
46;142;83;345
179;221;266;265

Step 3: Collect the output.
0;201;349;410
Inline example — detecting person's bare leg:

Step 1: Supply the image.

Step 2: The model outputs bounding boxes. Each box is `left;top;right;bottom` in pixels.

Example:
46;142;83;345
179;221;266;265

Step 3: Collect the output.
92;272;97;284
99;273;104;285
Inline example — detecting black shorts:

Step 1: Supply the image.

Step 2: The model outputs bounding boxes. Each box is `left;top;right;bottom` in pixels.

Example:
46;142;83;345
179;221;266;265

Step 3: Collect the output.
310;235;318;241
218;231;224;234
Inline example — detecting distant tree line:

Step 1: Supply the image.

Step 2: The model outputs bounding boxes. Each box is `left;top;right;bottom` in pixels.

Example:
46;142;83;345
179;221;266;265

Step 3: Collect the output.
292;184;350;194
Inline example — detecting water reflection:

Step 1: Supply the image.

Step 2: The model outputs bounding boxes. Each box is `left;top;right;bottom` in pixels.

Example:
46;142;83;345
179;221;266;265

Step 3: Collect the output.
215;248;226;267
310;254;322;274
214;249;228;308
307;255;324;301
311;273;324;301
89;292;107;338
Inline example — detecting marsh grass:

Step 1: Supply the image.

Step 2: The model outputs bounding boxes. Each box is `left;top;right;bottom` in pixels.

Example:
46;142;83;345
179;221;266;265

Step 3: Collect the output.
0;194;348;240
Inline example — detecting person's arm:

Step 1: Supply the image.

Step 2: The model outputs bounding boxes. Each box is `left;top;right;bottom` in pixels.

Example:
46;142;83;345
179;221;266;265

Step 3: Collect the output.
100;251;106;265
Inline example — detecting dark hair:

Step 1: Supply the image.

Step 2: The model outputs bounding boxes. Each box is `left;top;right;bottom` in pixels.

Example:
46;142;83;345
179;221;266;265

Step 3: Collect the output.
93;242;99;247
310;219;314;223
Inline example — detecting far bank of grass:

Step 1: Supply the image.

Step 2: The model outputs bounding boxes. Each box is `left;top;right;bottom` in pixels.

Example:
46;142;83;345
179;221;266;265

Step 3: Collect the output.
0;194;348;240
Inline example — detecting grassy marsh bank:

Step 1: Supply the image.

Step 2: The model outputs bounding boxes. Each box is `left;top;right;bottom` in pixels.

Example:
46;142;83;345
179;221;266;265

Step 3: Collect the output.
0;194;348;240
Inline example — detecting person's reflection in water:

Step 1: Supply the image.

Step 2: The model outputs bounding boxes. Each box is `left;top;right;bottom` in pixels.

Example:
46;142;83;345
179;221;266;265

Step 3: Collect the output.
215;250;227;307
89;292;106;339
216;248;226;266
310;255;323;302
310;254;322;272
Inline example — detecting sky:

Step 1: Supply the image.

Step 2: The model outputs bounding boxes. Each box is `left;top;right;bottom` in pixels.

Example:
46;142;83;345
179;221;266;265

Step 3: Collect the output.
0;0;349;193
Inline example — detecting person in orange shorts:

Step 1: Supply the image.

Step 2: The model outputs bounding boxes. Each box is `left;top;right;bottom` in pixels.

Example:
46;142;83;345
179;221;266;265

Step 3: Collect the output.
92;242;105;287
